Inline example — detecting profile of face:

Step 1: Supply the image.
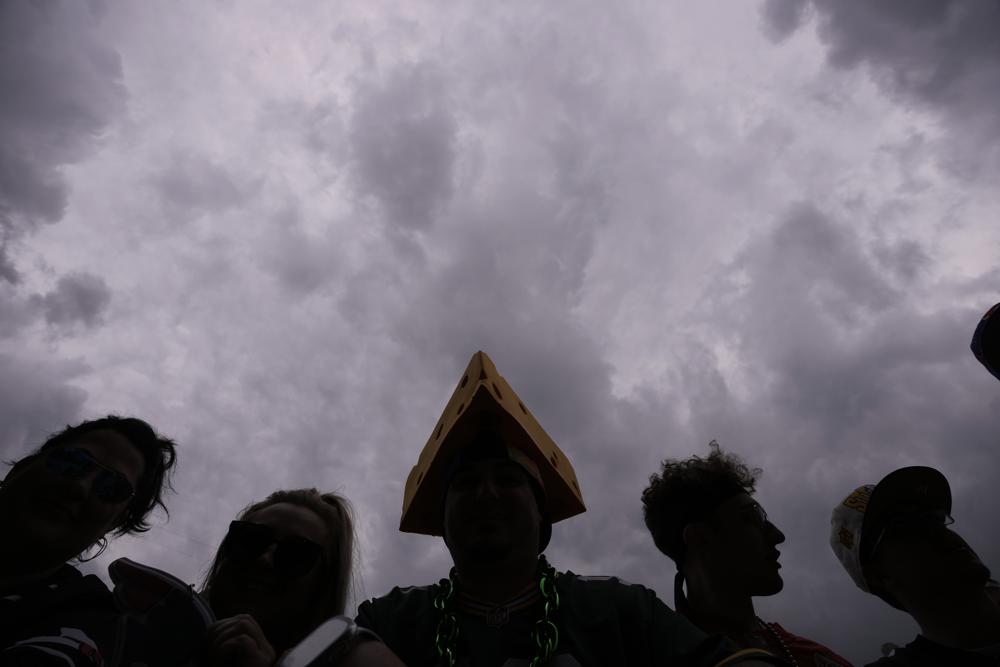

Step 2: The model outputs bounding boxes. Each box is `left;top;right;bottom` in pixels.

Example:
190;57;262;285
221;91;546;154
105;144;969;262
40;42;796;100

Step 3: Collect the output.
867;511;991;607
443;458;542;564
208;502;330;639
0;429;144;564
699;492;786;597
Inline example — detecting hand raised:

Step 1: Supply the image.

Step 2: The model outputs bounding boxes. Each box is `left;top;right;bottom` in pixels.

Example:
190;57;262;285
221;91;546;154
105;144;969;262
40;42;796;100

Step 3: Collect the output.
204;614;278;667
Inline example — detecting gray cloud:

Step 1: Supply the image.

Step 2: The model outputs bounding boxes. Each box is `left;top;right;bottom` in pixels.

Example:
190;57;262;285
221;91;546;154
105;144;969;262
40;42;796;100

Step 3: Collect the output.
36;272;112;329
0;0;123;465
0;353;87;461
760;0;1000;176
349;63;457;231
154;151;247;217
0;0;125;234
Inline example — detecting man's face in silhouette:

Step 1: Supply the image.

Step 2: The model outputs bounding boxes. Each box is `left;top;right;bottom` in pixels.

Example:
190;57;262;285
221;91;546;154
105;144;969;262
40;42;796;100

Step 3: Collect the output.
1;429;144;561
868;511;991;608
443;458;542;565
701;492;786;597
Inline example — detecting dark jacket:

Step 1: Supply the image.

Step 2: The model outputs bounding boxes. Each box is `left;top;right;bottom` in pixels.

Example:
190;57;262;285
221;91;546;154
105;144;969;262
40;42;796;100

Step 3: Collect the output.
1;559;213;667
867;635;1000;667
357;571;778;667
1;564;117;666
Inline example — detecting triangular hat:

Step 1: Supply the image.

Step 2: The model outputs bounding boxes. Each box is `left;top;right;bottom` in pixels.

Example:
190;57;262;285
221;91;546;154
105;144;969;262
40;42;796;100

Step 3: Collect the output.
400;351;587;535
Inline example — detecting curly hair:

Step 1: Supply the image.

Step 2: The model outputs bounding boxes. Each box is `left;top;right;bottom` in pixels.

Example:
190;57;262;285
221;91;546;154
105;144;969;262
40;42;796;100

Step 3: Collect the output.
641;441;761;566
202;488;356;645
8;415;177;536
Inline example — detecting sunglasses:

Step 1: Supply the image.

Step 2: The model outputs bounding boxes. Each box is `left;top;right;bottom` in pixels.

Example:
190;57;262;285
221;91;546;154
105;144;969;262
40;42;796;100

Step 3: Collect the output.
45;447;136;504
222;520;326;580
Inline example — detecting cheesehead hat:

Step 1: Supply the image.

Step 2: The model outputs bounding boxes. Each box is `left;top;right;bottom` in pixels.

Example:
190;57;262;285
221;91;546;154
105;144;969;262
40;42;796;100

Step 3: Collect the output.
400;350;586;536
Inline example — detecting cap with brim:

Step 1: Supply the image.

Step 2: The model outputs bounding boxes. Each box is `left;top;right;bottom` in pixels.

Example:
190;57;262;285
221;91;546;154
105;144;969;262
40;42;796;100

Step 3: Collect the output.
830;466;951;593
400;351;586;536
972;302;1000;381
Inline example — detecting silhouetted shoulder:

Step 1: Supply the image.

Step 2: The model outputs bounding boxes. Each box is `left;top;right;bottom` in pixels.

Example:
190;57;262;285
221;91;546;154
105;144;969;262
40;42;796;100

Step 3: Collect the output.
556;572;772;666
864;634;1000;667
356;584;441;666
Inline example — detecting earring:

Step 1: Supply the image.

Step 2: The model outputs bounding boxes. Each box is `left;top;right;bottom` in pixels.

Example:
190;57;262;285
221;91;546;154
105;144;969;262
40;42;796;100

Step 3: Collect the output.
78;537;109;563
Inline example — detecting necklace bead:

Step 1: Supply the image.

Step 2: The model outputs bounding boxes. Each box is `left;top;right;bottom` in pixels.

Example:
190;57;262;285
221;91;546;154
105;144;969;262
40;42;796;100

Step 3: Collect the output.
756;617;798;667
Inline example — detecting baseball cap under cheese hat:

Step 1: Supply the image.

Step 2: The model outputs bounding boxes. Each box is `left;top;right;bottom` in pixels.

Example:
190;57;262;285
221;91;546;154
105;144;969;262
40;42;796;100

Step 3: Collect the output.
830;466;951;593
400;351;586;536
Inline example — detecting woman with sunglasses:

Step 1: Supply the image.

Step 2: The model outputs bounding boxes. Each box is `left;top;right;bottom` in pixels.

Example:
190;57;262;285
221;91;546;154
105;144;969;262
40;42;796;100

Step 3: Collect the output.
0;415;177;665
200;489;403;667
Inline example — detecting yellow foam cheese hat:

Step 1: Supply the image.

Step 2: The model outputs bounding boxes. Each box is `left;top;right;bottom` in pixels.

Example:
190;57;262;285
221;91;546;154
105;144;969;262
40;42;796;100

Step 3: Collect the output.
400;351;587;535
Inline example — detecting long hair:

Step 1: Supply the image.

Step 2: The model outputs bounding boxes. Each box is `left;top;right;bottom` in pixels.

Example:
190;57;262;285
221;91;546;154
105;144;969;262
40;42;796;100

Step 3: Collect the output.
202;488;356;630
5;415;177;536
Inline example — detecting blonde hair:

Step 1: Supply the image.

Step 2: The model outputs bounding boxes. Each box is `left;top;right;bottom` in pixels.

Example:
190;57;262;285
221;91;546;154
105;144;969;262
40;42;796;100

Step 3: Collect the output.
203;488;356;641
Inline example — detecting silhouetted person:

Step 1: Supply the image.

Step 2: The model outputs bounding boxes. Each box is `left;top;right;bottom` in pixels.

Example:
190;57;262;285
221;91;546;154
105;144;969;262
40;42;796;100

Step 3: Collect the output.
972;302;1000;381
642;442;852;666
831;466;1000;665
356;351;782;666
201;488;401;666
0;416;177;665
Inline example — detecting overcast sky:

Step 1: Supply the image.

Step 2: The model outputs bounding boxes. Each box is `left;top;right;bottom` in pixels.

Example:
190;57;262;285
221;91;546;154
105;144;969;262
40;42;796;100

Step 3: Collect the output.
2;1;999;663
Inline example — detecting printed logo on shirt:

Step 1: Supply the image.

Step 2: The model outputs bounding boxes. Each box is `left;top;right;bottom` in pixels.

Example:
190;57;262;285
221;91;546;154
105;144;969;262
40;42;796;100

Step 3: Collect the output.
9;626;105;667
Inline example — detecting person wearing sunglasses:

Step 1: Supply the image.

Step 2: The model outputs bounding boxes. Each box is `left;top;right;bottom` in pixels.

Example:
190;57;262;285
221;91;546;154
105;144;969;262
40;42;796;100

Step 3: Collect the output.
642;442;853;666
831;466;1000;666
0;415;177;665
200;488;403;667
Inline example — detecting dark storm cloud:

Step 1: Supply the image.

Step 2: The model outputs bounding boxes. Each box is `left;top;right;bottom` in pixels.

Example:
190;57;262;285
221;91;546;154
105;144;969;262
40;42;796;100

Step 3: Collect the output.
36;272;112;329
0;243;20;285
0;0;125;234
761;0;1000;175
0;354;87;460
349;63;457;231
0;0;123;455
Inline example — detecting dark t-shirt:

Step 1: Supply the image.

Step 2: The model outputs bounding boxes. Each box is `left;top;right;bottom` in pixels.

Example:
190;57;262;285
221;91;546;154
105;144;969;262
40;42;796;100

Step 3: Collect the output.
866;635;1000;666
356;571;778;667
1;558;214;667
0;564;117;667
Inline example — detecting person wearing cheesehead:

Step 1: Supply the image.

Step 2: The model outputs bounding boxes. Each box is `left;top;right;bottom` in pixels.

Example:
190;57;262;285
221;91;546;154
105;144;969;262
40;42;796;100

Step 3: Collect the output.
356;351;783;667
830;467;1000;666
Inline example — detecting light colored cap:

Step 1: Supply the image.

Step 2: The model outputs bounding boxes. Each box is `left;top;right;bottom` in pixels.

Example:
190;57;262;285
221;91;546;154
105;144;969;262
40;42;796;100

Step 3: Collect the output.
830;484;876;591
830;466;951;592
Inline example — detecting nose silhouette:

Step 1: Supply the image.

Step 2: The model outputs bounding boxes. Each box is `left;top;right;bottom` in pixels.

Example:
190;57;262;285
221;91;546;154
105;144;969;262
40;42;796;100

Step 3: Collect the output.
766;521;786;545
475;475;501;501
59;466;99;502
257;542;279;568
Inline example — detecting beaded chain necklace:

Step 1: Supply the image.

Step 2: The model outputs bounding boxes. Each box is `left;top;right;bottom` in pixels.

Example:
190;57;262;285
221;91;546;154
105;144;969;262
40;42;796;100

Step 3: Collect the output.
756;617;799;667
433;556;561;667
